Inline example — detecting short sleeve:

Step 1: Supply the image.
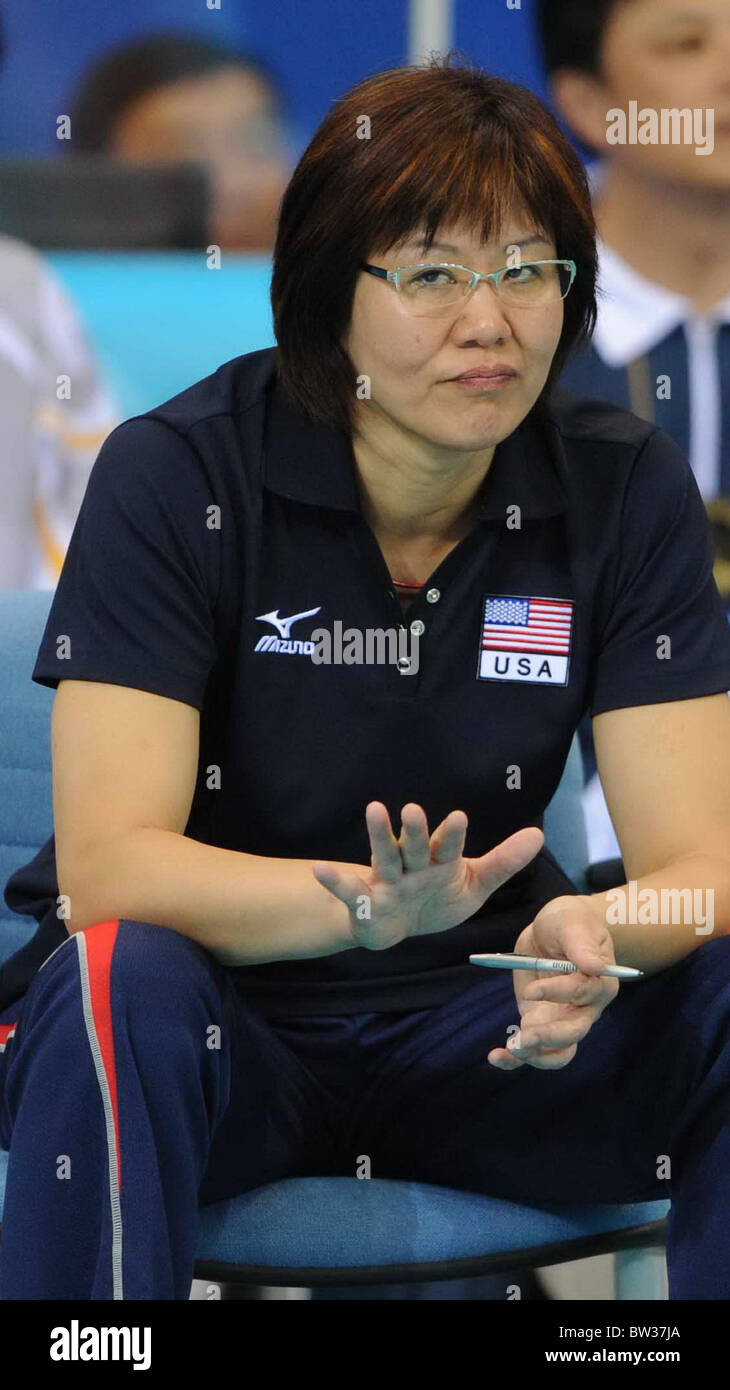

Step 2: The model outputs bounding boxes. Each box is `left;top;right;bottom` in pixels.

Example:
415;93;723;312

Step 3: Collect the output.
587;427;730;716
32;416;220;710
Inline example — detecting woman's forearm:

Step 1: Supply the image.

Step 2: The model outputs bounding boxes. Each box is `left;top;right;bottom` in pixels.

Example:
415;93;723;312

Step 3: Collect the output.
590;851;730;974
63;827;361;965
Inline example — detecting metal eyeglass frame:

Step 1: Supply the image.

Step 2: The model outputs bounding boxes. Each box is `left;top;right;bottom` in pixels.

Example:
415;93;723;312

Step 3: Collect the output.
360;258;577;308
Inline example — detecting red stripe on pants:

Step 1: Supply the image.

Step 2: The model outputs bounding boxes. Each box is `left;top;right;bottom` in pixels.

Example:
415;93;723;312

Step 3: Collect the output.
84;920;123;1192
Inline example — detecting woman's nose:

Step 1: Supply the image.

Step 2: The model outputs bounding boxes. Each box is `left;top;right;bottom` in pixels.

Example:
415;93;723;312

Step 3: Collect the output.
451;281;514;337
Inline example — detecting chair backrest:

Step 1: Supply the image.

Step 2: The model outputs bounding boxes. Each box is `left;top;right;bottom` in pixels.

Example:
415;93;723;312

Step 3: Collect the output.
0;590;55;963
543;734;589;892
0;588;589;965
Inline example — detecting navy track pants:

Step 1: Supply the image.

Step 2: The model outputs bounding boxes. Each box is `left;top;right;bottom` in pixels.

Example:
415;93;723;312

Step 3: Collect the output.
1;917;729;1300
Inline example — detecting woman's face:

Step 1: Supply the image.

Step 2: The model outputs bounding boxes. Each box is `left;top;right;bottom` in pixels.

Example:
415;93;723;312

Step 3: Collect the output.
342;214;566;455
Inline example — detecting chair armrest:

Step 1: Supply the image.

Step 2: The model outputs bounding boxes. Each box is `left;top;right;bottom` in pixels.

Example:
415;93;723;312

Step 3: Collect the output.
586;857;626;892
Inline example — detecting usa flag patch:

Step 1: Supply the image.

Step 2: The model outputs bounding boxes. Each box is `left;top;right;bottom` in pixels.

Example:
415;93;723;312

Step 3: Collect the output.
477;594;574;685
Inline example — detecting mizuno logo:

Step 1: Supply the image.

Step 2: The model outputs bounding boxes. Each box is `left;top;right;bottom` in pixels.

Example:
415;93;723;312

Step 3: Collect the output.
255;606;321;639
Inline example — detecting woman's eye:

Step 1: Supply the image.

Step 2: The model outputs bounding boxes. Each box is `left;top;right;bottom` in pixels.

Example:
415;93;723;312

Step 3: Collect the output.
504;265;539;282
660;34;704;53
413;269;453;285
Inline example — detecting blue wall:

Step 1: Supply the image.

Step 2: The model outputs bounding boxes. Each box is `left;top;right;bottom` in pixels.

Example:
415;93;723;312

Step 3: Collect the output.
48;251;275;419
0;0;547;160
0;0;247;154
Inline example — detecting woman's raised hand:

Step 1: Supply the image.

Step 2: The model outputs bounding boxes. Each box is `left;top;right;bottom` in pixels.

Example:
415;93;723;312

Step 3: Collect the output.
312;801;544;951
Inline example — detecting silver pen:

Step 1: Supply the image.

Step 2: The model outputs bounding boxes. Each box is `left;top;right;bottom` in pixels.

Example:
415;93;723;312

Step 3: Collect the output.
469;952;643;979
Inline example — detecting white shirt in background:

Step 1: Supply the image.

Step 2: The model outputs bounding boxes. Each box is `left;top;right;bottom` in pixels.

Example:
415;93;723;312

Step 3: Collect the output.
0;234;119;590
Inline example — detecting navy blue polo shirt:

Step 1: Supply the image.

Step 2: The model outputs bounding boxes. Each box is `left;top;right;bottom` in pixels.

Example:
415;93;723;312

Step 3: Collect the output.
3;345;730;1015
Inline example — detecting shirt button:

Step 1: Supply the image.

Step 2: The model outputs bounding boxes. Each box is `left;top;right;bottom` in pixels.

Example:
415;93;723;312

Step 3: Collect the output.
397;656;412;673
426;587;440;603
410;618;426;637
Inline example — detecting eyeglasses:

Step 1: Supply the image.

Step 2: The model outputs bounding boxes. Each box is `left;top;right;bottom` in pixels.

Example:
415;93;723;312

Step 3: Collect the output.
360;259;577;315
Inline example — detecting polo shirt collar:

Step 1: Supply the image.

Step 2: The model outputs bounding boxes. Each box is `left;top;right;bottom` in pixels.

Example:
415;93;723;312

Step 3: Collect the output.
262;372;567;522
592;235;730;369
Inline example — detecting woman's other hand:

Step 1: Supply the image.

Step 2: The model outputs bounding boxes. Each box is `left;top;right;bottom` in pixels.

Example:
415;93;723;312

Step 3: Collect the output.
487;896;620;1071
312;801;544;950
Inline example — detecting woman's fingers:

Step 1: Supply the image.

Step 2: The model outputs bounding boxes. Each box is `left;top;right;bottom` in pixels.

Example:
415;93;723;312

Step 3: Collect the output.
429;809;468;864
522;974;616;1007
472;826;544;895
398;803;431;872
365;801;403;883
488;1034;580;1070
552;914;618;979
489;1042;579;1070
311;862;371;910
366;801;467;876
519;1014;595;1051
488;1007;591;1070
363;801;502;878
489;994;592;1067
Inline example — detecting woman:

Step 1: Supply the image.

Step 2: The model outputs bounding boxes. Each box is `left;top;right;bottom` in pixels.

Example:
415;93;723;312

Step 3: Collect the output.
1;56;729;1301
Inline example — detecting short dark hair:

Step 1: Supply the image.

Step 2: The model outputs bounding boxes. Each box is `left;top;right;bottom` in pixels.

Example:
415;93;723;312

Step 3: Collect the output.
69;32;284;154
271;53;598;435
535;0;628;77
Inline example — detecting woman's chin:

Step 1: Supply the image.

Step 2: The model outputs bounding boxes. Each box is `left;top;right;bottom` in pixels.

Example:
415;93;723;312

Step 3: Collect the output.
426;401;525;450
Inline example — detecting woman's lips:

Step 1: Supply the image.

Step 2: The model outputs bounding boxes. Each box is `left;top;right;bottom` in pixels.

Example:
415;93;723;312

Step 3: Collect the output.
449;371;518;389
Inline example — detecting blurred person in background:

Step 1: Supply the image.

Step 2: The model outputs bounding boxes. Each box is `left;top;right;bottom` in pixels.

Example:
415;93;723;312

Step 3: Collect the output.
0;14;118;590
536;0;730;864
67;33;293;252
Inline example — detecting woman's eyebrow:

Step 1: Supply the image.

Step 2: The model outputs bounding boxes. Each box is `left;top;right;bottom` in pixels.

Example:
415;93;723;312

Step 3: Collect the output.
654;7;710;24
406;233;552;256
505;235;553;251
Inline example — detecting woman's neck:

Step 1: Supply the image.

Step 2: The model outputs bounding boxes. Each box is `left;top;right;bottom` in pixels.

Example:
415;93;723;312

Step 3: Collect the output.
595;165;730;314
351;419;495;544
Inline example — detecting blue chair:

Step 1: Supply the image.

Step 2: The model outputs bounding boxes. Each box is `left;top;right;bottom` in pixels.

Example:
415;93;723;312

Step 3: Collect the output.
0;589;669;1298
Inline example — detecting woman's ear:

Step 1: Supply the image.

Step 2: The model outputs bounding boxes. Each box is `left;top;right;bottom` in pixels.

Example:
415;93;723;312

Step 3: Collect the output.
549;68;613;157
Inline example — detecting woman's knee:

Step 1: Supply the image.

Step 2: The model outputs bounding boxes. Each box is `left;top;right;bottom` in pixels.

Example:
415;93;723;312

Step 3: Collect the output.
76;918;226;1016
